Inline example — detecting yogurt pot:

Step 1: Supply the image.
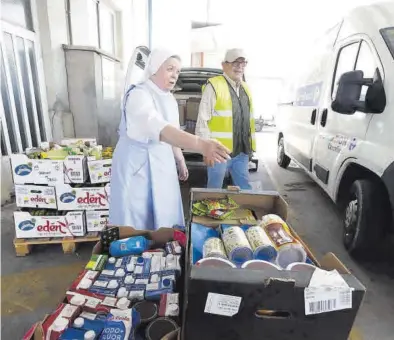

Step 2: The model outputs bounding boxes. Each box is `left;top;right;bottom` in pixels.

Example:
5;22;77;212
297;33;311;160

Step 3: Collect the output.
196;257;237;269
241;260;282;270
286;262;317;274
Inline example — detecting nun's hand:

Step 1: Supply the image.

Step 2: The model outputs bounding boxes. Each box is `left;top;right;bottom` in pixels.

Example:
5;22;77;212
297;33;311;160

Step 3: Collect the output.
200;139;231;164
178;160;189;181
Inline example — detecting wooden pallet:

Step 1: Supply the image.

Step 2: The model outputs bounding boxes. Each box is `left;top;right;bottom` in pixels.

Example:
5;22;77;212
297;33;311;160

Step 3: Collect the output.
13;233;100;256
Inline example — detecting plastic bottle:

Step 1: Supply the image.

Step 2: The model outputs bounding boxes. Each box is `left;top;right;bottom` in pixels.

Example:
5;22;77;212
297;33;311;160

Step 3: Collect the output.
109;236;152;257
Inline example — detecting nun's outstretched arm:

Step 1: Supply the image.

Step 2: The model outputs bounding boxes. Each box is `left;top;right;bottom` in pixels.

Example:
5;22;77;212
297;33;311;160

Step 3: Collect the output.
160;125;230;164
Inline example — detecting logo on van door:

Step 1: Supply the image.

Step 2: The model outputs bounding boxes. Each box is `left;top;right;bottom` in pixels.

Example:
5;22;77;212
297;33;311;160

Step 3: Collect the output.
349;138;357;151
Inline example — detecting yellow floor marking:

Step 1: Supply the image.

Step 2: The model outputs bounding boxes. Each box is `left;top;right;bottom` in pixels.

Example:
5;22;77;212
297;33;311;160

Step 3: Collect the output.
349;327;364;340
1;261;85;316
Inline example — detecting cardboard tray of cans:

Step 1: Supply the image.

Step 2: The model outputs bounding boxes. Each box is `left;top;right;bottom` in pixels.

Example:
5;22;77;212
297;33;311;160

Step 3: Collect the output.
181;188;366;340
23;227;184;340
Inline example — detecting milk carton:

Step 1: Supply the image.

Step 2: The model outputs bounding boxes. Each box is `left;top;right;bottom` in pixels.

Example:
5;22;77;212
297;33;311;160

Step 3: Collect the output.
100;308;140;340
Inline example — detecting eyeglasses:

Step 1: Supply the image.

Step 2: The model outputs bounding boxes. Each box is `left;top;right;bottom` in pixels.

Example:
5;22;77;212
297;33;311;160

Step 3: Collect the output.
227;60;248;68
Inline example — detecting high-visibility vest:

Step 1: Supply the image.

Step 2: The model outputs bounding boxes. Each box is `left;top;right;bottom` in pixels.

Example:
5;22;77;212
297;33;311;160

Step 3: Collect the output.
203;75;256;152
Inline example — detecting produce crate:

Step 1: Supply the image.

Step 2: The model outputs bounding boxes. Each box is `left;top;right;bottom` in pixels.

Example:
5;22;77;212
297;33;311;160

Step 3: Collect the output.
10;154;88;185
13;234;100;256
14;210;86;239
85;210;109;232
182;188;366;340
87;158;112;184
56;183;111;211
15;184;57;209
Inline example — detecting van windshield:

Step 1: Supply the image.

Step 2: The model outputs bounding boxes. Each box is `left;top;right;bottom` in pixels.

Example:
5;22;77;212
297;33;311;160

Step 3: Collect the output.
381;27;394;59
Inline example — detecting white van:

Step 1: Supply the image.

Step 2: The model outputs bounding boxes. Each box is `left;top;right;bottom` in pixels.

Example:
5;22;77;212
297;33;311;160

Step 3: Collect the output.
276;2;394;257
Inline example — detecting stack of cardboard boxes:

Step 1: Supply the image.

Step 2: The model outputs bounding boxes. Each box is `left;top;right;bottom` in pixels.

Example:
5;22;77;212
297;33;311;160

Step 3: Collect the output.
11;138;112;240
177;98;200;134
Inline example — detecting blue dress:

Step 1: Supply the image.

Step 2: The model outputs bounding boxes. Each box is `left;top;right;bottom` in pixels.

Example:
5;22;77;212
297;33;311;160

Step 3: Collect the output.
109;80;184;230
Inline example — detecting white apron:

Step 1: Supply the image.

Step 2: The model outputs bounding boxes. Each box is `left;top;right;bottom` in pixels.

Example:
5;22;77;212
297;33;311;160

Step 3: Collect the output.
109;81;184;230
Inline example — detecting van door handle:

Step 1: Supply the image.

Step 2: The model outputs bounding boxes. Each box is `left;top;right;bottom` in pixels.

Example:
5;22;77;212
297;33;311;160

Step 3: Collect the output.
320;109;328;127
310;109;317;125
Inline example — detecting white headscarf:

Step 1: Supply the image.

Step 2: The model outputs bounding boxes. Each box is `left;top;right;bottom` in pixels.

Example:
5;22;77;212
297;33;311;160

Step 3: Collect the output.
123;48;180;95
144;48;179;80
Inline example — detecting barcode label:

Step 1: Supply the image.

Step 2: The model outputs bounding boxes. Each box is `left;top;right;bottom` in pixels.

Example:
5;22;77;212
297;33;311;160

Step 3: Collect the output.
305;287;352;315
308;299;337;314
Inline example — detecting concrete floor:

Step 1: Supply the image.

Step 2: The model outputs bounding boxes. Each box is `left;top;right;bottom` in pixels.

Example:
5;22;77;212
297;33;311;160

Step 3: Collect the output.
2;130;393;339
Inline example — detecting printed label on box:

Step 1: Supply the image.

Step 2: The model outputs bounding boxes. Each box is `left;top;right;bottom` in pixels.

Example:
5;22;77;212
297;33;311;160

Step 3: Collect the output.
63;156;87;184
304;287;352;315
14;211;86;238
88;159;112;184
56;184;111;210
11;154;63;185
15;184;57;209
86;210;109;232
204;293;242;317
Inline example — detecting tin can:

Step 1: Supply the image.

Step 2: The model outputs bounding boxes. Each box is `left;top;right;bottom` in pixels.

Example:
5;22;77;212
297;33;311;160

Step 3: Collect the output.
221;226;253;266
245;226;277;262
203;237;227;259
259;214;306;269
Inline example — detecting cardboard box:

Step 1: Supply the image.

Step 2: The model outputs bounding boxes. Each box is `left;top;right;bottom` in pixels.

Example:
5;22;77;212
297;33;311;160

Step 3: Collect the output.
87;158;112;184
56;184;111;211
186;98;200;121
14;211;86;238
178;99;187;126
86;210;109;232
11;154;63;185
15;184;57;209
182;188;366;340
10;154;87;185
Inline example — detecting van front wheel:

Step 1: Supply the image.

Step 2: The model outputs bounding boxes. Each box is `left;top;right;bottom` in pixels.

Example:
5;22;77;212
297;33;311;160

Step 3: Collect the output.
277;137;291;168
343;179;387;258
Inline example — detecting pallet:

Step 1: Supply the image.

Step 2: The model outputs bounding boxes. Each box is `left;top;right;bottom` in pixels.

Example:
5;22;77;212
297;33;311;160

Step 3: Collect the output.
13;233;100;256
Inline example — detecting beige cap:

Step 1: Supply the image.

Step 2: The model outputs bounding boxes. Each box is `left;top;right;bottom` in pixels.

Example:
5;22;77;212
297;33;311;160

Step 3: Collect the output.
224;48;247;62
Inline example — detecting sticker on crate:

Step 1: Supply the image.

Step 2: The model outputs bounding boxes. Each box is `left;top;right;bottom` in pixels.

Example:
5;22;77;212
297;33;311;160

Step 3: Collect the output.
11;154;63;185
56;184;111;210
15;184;57;209
14;211;86;238
86;210;109;232
63;156;88;184
88;159;112;184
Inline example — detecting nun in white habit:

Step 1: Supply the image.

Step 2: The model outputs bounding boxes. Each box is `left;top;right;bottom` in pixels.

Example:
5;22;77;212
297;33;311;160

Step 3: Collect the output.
109;48;230;230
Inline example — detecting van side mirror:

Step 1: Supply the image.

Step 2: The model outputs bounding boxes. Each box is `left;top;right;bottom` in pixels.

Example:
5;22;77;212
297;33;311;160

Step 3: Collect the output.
332;69;386;114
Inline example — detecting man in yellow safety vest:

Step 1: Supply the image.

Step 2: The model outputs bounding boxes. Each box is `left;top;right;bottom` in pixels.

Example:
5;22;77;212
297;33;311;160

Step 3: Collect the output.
195;48;256;189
